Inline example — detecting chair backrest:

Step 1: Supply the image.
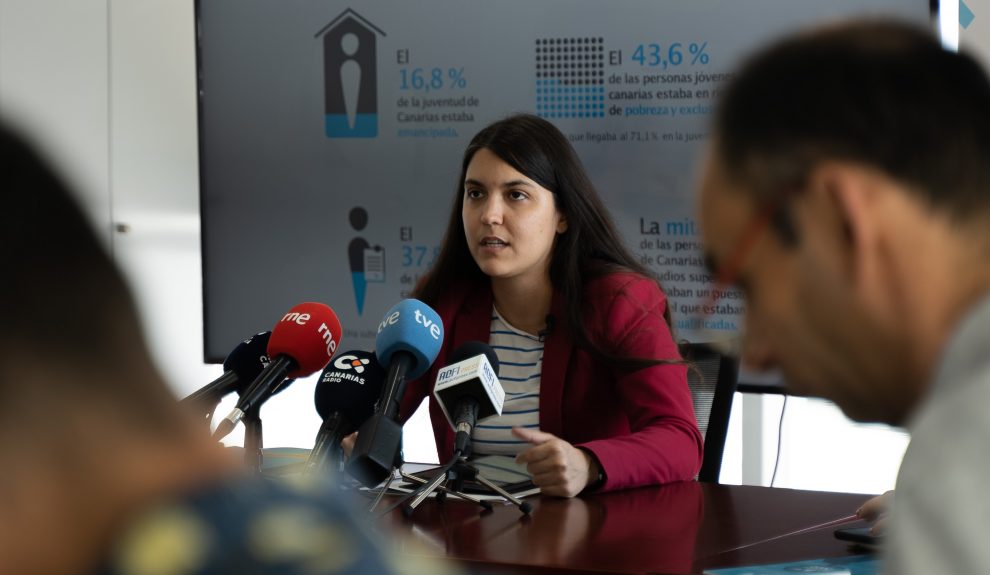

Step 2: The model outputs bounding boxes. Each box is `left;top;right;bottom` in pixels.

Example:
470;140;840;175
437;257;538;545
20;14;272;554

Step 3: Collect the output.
679;342;739;483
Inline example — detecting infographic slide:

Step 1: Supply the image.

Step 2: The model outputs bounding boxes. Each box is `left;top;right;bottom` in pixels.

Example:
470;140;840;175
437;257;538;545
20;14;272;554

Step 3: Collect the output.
198;0;931;360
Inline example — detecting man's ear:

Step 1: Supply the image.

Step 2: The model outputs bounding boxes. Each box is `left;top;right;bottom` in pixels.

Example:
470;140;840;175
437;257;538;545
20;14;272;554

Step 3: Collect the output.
802;162;882;282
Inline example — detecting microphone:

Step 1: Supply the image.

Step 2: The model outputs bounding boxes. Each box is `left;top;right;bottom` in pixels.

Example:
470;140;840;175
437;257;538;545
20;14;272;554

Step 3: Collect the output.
181;331;272;412
214;302;342;440
346;299;444;487
305;350;385;474
434;341;504;456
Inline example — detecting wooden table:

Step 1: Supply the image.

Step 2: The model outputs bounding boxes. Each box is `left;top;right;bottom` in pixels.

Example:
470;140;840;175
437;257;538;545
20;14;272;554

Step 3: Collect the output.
381;481;876;574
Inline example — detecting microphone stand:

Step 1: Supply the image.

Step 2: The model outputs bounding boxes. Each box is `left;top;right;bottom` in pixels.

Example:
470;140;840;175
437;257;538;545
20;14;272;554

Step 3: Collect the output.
181;390;221;427
367;447;406;513
200;398;222;427
244;407;264;474
398;446;532;517
205;399;221;423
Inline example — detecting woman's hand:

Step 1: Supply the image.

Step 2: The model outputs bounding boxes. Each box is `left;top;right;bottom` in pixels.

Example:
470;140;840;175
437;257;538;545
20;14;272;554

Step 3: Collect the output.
341;432;358;459
856;490;894;535
512;427;599;497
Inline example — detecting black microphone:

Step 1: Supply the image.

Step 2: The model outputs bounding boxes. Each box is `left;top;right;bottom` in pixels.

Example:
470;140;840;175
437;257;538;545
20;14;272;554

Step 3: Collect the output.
305;350;385;474
182;332;271;413
347;299;444;487
433;342;503;457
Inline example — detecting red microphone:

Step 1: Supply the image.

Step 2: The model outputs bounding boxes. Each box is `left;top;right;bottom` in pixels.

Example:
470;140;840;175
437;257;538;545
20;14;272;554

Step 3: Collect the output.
214;302;342;440
266;302;343;377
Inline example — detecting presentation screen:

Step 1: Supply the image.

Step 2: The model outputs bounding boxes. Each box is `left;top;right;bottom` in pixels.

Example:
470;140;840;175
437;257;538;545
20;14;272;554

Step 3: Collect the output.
198;0;933;377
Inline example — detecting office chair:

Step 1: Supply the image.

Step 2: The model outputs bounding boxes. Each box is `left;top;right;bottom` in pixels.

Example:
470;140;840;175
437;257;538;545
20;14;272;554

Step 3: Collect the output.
679;342;740;483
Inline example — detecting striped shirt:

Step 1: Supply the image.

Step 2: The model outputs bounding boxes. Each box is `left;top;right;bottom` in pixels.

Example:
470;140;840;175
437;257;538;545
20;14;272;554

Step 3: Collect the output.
471;306;543;456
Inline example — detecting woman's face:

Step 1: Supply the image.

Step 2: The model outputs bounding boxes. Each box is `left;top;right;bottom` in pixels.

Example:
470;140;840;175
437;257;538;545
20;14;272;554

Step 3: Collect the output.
462;148;567;285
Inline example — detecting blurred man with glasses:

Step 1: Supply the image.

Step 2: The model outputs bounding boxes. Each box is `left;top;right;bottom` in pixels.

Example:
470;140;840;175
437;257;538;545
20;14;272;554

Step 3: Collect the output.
698;20;990;575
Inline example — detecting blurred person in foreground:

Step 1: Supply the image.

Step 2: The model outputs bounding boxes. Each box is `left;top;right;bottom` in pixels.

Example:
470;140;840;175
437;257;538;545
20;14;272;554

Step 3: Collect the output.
0;124;431;575
698;20;990;574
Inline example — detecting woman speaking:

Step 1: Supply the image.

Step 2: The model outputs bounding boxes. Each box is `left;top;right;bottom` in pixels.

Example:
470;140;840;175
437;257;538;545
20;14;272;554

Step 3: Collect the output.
397;114;702;497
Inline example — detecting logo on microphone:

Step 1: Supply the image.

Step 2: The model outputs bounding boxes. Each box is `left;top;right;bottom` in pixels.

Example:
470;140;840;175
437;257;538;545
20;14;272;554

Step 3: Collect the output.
334;354;370;374
319;323;339;357
377;308;441;340
437;365;460;383
316;9;385;138
281;311;312;325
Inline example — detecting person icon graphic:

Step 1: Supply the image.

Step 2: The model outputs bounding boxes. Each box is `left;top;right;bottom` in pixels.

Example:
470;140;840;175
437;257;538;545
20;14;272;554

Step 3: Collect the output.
317;10;384;138
340;33;361;131
348;207;384;315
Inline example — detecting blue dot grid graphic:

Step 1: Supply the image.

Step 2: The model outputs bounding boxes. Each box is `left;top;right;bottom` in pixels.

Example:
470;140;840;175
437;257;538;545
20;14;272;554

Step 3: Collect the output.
535;37;606;119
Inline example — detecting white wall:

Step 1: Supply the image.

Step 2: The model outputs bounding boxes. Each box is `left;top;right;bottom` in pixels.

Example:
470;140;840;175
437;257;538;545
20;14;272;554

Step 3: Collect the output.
0;0;921;488
0;0;110;240
717;394;908;495
108;0;214;397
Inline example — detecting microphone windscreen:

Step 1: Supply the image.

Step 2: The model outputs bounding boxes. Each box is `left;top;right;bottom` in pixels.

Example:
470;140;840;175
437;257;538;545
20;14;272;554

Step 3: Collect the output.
314;350;386;427
374;299;443;379
267;302;343;378
449;341;500;376
222;331;271;386
433;340;504;427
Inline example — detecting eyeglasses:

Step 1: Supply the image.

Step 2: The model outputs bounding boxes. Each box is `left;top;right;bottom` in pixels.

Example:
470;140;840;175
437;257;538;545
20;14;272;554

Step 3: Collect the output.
690;187;796;358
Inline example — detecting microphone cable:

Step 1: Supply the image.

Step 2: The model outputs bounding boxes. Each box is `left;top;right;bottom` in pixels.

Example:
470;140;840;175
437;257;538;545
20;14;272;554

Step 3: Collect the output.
769;395;789;487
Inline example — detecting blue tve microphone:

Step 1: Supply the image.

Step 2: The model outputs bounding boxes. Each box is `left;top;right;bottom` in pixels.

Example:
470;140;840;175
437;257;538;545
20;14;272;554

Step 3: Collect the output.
347;299;444;487
305;350;386;474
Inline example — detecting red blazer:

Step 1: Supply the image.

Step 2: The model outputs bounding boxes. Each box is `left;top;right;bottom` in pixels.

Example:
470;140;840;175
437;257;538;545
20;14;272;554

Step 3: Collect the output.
399;272;703;491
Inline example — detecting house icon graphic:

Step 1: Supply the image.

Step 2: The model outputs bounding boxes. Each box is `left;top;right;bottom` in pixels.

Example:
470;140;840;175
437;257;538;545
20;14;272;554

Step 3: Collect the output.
315;9;386;138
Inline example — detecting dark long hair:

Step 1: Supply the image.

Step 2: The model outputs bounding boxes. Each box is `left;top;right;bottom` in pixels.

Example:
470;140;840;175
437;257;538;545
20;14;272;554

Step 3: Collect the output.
415;114;672;366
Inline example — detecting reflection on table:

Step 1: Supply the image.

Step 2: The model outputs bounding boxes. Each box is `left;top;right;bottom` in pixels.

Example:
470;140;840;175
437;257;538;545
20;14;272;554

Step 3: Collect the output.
381;481;874;574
